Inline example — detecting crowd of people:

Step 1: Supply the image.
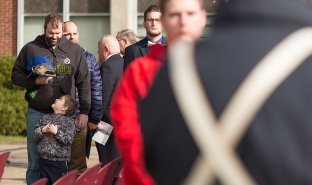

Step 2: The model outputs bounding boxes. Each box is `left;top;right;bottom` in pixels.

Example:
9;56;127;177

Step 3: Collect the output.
10;0;312;184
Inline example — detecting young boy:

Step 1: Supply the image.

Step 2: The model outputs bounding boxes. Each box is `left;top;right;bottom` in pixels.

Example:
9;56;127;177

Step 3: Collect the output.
33;95;78;184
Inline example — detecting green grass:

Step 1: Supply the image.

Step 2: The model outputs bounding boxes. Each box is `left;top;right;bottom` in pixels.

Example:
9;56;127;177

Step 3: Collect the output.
0;135;26;144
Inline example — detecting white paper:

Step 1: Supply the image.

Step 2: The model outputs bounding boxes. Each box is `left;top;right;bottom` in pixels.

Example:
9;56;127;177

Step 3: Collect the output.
92;121;113;146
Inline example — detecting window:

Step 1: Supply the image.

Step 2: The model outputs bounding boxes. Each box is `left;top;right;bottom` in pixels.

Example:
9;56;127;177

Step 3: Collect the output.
20;0;110;56
137;0;160;13
25;0;62;14
70;0;109;13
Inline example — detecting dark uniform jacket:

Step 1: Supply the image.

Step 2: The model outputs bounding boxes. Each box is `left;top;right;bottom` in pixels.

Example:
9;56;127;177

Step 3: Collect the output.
140;0;312;184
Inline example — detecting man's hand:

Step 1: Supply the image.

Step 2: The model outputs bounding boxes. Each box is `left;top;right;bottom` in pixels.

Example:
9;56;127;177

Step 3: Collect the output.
35;76;52;85
75;114;88;128
88;122;99;130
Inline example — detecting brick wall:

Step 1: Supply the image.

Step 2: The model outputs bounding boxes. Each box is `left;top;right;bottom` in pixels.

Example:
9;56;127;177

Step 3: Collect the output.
0;0;17;56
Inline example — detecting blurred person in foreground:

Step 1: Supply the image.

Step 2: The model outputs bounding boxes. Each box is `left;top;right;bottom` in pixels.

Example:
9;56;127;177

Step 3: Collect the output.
11;13;90;185
63;21;103;173
97;35;123;165
123;5;166;70
116;29;137;56
110;0;207;184
139;0;312;185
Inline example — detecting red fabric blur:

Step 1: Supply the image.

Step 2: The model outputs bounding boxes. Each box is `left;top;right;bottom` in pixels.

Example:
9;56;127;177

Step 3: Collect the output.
110;44;166;185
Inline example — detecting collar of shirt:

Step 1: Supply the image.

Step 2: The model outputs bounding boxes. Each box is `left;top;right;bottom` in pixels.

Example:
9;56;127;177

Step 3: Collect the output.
105;53;120;62
148;40;159;47
146;36;164;45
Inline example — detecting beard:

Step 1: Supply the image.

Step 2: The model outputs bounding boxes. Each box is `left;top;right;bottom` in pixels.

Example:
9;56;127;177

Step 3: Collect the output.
146;29;162;38
45;36;61;47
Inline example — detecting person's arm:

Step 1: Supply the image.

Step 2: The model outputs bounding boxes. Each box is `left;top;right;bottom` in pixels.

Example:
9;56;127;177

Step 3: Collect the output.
54;118;76;145
87;53;103;124
33;115;48;140
123;46;135;70
103;58;124;123
11;46;38;89
33;126;45;141
110;59;155;185
75;49;91;127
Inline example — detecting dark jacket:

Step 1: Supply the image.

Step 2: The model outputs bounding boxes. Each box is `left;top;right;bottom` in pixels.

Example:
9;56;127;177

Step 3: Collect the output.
123;37;166;70
11;35;91;114
101;54;124;124
140;0;312;185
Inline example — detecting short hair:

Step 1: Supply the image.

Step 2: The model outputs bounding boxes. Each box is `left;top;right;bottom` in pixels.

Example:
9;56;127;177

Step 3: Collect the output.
44;12;63;32
62;95;78;117
144;5;161;21
159;0;205;13
116;29;137;45
64;20;78;27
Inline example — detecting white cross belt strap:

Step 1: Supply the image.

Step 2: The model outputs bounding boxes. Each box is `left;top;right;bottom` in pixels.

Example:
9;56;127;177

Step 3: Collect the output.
168;27;312;185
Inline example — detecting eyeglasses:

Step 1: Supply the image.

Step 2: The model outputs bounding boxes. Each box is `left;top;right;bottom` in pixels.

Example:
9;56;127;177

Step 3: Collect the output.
145;18;161;23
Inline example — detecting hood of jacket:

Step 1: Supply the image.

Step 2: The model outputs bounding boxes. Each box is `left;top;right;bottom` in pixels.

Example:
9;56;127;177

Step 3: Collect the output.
34;34;77;56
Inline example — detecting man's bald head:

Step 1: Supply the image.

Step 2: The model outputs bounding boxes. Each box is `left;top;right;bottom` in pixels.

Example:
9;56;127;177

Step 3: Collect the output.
63;21;79;43
98;35;120;65
98;35;120;54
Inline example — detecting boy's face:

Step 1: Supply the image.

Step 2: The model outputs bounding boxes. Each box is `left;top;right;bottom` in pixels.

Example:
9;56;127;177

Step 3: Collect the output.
51;96;66;112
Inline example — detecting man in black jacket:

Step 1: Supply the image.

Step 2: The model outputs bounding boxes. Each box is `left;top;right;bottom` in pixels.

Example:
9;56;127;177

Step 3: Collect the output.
11;13;90;185
139;0;312;185
97;35;123;165
123;5;166;70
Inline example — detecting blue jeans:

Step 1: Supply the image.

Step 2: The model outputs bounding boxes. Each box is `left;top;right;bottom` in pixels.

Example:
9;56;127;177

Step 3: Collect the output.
26;108;45;185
